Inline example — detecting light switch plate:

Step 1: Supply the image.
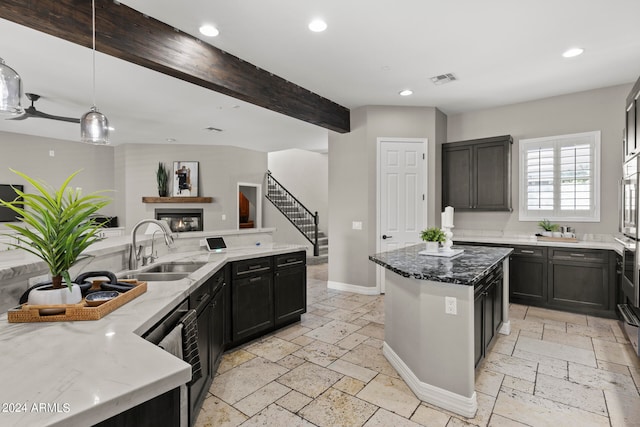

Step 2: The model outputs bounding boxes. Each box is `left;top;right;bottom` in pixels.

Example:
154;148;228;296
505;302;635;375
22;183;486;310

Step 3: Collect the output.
352;221;363;230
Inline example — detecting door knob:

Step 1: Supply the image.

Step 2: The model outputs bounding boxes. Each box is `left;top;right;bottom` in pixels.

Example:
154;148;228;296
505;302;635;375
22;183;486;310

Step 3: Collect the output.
382;234;393;240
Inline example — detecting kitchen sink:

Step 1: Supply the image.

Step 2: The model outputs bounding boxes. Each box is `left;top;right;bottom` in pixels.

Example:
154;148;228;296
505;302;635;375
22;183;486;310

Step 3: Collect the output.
121;272;191;282
143;262;207;273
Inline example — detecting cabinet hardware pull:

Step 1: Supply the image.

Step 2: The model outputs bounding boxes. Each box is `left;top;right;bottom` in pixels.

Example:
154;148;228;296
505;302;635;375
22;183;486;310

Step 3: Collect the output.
198;293;210;301
520;250;534;254
248;265;262;270
249;276;262;283
570;253;585;257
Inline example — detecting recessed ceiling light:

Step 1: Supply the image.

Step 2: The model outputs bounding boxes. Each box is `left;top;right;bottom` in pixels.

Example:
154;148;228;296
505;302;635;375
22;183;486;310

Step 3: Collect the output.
399;89;413;96
308;19;327;32
199;24;219;37
562;47;584;58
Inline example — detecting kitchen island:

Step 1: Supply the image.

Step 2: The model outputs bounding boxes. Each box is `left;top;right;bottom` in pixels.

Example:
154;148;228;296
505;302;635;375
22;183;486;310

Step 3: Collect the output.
369;244;512;418
0;236;306;427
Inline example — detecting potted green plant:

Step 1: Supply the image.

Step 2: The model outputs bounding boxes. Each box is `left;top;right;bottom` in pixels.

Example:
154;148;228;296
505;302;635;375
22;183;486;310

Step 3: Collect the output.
420;227;446;252
537;219;558;237
0;169;111;306
156;162;168;197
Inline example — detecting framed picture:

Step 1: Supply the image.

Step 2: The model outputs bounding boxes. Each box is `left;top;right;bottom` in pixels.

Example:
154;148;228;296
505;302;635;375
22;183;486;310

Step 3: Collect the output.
172;161;198;197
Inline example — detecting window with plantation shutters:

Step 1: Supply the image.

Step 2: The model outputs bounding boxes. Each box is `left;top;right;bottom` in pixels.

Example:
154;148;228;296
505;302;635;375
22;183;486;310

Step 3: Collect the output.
519;131;600;222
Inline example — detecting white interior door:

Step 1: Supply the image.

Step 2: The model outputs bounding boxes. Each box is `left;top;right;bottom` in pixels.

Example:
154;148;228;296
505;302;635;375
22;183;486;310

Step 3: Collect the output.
377;138;427;293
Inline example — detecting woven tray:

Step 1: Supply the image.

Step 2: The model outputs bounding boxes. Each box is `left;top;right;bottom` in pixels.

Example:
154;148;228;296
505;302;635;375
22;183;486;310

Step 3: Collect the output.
7;279;147;323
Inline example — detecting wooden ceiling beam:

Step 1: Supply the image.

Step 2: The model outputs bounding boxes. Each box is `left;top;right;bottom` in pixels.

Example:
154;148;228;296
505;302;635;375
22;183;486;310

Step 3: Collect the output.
0;0;350;133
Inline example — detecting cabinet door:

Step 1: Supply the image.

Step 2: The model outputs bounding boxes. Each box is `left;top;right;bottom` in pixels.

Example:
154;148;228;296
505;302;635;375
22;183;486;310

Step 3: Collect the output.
211;285;225;372
548;260;609;312
483;280;496;351
475;141;511;210
190;303;211;424
627;101;637;158
493;274;503;335
274;265;307;326
474;290;484;368
232;273;274;342
509;247;547;305
442;145;473;209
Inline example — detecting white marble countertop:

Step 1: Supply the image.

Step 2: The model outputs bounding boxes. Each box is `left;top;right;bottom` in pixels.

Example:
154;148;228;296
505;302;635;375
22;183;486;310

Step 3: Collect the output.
0;243;305;427
453;234;623;255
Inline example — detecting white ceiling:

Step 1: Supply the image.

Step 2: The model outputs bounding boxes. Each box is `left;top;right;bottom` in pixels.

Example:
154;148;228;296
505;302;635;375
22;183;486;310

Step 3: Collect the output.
1;0;640;152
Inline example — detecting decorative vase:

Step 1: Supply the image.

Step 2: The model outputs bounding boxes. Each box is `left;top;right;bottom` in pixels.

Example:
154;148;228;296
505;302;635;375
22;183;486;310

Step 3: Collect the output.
27;284;82;314
425;241;440;253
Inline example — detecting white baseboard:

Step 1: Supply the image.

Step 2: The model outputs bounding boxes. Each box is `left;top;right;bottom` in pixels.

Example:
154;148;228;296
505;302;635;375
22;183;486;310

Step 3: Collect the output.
383;342;477;418
327;281;380;295
498;320;511;335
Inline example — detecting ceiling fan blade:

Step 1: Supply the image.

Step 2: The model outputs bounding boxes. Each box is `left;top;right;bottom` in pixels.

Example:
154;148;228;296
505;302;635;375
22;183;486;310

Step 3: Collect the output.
31;110;80;123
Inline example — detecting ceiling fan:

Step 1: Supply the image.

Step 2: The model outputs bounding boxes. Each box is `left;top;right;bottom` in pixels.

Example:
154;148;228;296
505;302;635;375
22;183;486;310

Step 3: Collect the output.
9;93;80;123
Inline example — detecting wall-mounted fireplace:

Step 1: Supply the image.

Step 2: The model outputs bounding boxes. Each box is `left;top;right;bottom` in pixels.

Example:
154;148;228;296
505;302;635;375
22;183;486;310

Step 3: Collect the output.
155;208;203;232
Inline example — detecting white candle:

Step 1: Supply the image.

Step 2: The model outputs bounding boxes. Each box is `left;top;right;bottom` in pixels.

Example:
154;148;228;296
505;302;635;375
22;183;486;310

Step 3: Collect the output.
441;212;446;228
444;206;454;227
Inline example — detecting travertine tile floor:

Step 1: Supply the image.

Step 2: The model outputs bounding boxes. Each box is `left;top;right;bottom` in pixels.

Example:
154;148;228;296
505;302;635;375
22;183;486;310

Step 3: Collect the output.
195;264;640;426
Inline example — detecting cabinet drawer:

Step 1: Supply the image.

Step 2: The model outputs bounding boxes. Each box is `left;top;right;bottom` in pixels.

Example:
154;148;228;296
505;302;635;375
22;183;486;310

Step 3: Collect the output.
275;251;306;269
512;246;546;258
232;256;273;278
549;249;607;264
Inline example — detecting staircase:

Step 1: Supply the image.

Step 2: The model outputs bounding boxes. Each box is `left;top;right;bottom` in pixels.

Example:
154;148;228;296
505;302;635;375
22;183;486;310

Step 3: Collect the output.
266;171;328;264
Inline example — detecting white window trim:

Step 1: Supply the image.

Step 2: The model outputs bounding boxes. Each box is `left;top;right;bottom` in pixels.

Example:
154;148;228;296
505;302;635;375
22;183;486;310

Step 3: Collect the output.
518;130;601;222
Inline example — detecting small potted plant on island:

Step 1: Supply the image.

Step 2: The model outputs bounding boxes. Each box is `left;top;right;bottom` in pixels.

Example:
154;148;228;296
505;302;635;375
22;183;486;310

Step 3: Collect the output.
156;162;169;197
537;219;559;237
420;227;446;253
0;169;111;307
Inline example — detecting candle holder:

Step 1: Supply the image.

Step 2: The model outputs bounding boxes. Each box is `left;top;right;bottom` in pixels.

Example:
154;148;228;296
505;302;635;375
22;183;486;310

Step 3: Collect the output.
441;226;454;252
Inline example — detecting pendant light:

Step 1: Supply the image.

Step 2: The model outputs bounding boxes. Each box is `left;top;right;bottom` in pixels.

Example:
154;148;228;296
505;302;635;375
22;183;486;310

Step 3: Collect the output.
0;57;23;116
80;0;110;144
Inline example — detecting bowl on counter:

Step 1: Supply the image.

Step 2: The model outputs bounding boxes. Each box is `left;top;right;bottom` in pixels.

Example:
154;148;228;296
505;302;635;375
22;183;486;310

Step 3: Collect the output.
85;291;120;307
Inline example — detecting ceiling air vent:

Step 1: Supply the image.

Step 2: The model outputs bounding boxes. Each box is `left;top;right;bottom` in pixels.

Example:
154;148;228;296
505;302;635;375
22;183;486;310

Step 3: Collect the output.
430;73;458;85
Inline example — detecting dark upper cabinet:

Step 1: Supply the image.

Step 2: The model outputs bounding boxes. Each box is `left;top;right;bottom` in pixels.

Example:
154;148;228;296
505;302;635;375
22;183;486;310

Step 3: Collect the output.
442;135;513;211
625;77;640;159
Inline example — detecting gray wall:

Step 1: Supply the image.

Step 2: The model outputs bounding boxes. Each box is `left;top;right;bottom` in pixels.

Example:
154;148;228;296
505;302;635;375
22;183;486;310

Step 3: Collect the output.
115;143;267;232
447;83;631;236
0;131;116;227
328;106;447;289
0;132;268;234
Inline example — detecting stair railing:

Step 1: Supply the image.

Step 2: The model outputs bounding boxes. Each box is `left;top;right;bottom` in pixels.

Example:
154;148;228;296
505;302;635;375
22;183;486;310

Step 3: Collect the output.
266;170;319;256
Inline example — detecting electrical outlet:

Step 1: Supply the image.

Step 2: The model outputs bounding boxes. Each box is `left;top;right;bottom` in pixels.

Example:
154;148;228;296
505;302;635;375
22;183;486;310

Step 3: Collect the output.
28;274;50;286
221;214;226;220
445;296;457;315
352;221;363;230
199;239;206;247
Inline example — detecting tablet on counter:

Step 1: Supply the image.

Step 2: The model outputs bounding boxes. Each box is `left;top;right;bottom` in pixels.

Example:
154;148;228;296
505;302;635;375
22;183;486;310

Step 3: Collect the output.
206;237;227;252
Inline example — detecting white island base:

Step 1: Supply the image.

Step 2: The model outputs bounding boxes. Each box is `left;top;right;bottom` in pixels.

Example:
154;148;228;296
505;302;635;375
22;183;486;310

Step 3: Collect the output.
382;259;510;418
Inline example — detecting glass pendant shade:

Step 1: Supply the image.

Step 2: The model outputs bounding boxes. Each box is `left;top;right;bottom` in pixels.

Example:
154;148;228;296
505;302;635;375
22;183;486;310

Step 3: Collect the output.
80;106;110;145
0;58;23;116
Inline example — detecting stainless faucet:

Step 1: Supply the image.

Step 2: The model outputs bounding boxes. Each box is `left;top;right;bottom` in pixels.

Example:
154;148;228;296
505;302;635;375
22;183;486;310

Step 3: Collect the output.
129;219;175;270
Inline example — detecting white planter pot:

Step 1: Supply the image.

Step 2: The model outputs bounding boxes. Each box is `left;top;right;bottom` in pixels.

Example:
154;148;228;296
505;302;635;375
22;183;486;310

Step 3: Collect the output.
425;242;440;253
27;284;82;314
541;231;552;237
552;232;563;238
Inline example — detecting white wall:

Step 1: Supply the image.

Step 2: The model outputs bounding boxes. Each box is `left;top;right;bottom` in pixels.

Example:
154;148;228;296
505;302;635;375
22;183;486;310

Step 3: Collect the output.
328;106;447;289
267;148;328;232
447;83;631;236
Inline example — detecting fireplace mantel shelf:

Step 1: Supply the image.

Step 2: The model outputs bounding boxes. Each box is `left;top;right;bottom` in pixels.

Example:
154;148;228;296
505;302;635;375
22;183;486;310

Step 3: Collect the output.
142;197;213;203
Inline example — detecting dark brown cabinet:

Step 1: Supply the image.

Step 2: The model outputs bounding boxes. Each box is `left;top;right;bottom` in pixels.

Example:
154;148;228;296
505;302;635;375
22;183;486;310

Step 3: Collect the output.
274;252;307;326
547;248;614;317
509;246;548;306
229;251;307;347
442;135;512;211
231;256;274;342
474;264;503;367
625;76;640;159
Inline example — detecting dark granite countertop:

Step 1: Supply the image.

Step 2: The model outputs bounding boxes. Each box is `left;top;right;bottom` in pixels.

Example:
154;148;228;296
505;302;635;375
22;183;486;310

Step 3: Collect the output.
369;244;513;286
